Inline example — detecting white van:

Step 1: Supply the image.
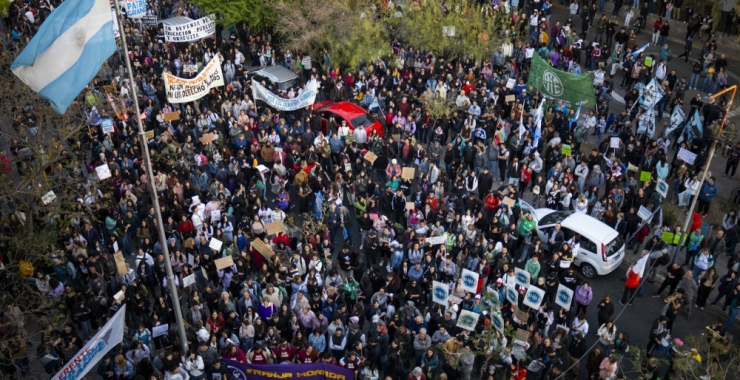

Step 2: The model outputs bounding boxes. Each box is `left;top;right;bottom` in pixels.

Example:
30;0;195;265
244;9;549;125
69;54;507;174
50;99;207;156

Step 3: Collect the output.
519;201;626;278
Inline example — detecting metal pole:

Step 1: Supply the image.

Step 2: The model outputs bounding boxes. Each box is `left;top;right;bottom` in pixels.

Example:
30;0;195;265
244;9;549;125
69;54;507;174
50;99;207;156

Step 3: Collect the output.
674;85;737;262
113;0;189;354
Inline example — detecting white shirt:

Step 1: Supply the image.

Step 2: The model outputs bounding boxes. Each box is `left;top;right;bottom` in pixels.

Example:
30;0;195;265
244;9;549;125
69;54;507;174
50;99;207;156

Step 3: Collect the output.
25;10;35;23
572;318;589;335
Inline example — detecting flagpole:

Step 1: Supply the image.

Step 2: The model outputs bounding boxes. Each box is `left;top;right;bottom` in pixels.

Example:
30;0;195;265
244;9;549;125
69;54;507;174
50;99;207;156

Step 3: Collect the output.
672;85;737;263
113;0;189;353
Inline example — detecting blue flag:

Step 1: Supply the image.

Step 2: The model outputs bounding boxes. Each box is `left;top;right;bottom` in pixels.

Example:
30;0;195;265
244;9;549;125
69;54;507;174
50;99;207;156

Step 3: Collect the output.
11;0;116;113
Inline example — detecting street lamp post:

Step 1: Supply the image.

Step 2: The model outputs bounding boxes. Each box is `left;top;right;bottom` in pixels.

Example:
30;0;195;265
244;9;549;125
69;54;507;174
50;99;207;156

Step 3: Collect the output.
674;85;737;262
113;0;189;354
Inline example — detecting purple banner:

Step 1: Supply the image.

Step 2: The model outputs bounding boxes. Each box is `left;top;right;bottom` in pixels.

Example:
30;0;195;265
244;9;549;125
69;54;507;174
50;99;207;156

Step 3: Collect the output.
222;359;355;380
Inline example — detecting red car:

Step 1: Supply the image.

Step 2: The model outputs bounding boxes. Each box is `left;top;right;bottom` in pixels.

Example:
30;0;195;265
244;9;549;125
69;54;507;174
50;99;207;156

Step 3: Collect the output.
311;101;385;138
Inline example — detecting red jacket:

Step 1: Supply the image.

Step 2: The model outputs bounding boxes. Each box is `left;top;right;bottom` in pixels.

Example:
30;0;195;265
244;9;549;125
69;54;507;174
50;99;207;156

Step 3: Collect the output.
690;212;702;233
625;269;641;289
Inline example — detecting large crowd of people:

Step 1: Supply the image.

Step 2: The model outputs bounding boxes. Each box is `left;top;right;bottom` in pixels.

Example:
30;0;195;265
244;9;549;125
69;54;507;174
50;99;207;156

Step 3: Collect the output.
1;0;740;379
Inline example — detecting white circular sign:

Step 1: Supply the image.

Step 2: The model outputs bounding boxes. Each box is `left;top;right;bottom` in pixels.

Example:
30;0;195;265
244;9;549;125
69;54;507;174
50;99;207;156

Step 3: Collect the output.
542;70;564;96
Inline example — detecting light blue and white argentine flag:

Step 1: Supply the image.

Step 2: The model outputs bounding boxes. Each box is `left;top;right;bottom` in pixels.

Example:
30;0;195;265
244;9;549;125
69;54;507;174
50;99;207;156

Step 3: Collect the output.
11;0;116;114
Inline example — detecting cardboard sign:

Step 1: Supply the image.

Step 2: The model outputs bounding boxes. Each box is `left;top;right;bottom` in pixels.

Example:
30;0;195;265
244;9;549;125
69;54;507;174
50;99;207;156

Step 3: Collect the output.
265;221;285;236
187;253;195;266
209;238;223;252
114;290;125;303
432;281;449;306
252;238;274;259
502;196;516;208
637;206;652;220
640;171;651;182
392;134;401;142
460;269;479;293
505;95;515;103
96;164;111;180
41;190;56;205
163;111;180;122
256;165;269;173
506;78;516;89
662;232;675;244
560;144;572;156
402;167;415;180
114;252;127;275
678;148;697;164
200;133;218;145
363;151;378;164
532;185;540;195
610;136;620;148
210;209;221;222
627;163;639;172
144;130;155;140
514;308;529;322
183;274;196;288
406;202;415;210
183;64;198;74
215;256;234;270
344;163;352;172
516;328;530;342
456;310;480;331
152;324;169;338
425;234;447;245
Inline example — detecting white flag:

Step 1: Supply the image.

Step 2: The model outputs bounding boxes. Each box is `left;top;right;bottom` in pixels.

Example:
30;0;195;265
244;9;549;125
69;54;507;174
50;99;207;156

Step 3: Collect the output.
53;305;126;380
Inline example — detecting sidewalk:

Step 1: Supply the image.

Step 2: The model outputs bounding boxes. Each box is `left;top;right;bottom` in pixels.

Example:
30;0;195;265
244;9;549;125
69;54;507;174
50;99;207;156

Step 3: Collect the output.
620;245;732;321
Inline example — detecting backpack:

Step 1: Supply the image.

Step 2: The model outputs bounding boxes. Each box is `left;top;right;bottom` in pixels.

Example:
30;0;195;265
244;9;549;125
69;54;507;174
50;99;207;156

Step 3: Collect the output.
657;252;670;266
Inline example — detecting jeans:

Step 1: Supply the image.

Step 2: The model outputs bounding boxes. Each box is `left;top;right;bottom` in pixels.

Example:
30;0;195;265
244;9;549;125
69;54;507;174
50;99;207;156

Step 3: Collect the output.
659;35;667;46
688;73;700;88
725;306;740;330
652;32;660;44
657;99;667;119
489;160;499;180
693;266;707;283
701;77;713;93
79;320;92;341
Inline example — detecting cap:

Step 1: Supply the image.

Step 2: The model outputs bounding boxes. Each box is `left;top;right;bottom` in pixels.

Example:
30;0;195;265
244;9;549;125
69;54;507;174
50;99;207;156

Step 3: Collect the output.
475;294;481;299
372;315;380;323
392;159;398;164
496;279;503;284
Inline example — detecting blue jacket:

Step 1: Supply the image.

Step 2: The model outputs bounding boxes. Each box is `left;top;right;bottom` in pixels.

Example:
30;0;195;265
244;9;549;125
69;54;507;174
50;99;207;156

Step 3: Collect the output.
699;181;718;202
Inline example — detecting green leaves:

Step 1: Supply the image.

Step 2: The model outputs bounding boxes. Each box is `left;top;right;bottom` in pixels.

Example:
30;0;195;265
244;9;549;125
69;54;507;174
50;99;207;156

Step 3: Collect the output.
188;0;276;31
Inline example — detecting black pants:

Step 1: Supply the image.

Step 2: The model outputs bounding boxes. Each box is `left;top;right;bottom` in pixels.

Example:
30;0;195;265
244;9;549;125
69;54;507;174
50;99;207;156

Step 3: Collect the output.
697;198;711;215
646;337;660;355
656;279;679;296
621;285;636;305
696;285;712;307
725;161;738;176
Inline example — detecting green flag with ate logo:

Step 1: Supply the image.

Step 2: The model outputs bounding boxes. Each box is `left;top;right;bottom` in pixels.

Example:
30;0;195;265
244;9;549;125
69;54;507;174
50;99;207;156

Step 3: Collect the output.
527;53;597;108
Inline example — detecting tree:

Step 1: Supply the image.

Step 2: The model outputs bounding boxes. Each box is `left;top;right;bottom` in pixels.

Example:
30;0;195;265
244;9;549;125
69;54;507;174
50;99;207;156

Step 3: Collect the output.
0;48;102;366
386;0;526;61
187;0;276;32
271;0;391;69
619;325;740;380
